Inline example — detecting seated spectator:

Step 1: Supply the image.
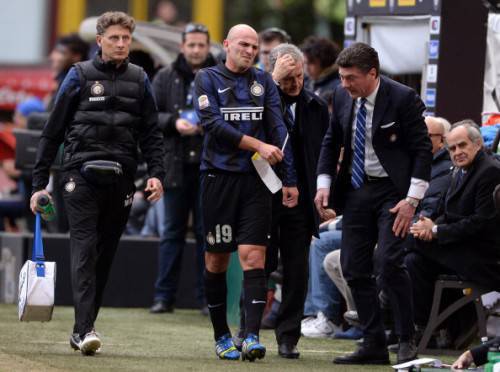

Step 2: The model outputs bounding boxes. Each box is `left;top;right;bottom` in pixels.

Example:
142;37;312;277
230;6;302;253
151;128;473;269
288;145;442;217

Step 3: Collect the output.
407;120;500;339
300;36;341;103
323;249;363;340
452;336;500;369
301;210;343;338
417;116;453;220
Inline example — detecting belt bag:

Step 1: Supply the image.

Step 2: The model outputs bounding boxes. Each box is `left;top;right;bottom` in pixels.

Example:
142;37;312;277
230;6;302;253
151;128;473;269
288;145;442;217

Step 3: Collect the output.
80;160;123;185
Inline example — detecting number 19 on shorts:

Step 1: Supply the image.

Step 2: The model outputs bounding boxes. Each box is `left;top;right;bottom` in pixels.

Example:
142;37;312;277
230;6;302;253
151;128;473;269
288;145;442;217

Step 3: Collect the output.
206;224;233;246
215;224;232;243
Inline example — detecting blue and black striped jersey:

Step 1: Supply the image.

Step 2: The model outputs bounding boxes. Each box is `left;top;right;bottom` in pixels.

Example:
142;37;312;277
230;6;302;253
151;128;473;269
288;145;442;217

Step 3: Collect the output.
194;62;296;186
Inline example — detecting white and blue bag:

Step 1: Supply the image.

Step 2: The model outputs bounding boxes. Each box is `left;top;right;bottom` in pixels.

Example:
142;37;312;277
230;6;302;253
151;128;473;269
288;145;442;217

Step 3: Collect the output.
18;213;56;321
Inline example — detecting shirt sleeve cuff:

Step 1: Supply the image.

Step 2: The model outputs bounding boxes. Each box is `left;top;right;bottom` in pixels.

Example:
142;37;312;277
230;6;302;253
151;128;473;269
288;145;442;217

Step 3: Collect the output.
317;174;332;190
407;177;429;200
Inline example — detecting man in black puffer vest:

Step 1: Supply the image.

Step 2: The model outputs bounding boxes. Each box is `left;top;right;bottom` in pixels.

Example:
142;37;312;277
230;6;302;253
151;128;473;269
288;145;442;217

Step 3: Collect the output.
150;23;216;315
30;11;165;356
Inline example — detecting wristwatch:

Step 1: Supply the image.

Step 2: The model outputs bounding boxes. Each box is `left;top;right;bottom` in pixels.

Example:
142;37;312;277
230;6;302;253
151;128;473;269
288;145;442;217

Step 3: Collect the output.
431;224;438;238
405;196;419;208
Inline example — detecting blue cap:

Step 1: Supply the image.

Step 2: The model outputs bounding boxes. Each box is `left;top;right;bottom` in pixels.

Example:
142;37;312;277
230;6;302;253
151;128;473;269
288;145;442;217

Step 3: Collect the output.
16;97;45;117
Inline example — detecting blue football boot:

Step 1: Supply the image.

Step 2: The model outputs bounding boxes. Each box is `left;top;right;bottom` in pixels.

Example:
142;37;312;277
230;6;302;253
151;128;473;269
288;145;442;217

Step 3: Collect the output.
215;333;240;360
241;333;266;362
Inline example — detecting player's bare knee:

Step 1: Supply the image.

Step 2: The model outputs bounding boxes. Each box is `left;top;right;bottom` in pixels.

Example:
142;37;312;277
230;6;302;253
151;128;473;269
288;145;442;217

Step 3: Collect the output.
205;252;230;273
240;249;265;270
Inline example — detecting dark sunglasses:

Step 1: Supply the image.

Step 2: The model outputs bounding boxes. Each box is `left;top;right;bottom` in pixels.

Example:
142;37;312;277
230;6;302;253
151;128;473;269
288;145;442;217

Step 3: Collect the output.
183;23;209;35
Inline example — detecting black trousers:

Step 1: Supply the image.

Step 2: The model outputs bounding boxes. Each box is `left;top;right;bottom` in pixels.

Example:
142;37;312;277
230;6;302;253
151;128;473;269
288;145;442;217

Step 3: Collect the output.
266;192;310;345
62;170;134;337
341;179;414;343
404;250;454;327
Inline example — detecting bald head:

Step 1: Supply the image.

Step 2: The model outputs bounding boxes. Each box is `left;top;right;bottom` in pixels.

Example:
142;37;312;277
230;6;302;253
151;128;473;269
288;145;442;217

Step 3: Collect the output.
226;24;258;41
224;24;259;73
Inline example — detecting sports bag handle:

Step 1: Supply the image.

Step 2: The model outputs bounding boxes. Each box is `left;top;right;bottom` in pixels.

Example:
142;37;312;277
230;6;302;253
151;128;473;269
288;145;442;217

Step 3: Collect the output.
32;213;46;277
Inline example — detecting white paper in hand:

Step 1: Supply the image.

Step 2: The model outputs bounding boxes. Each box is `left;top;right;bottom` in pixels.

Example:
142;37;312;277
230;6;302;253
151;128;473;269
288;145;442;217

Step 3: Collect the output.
251;134;288;194
251;153;282;193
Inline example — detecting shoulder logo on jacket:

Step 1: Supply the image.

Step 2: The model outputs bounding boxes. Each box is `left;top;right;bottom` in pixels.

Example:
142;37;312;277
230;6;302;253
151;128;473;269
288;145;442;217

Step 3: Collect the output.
198;95;210;110
89;81;105;102
220;106;263;121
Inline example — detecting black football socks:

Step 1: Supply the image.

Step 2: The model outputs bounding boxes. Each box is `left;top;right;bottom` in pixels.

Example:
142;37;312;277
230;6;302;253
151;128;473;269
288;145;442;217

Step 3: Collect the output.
204;270;230;340
243;268;267;337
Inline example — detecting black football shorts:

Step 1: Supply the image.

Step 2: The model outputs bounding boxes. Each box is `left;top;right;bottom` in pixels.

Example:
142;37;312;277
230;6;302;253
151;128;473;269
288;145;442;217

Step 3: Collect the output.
200;171;272;253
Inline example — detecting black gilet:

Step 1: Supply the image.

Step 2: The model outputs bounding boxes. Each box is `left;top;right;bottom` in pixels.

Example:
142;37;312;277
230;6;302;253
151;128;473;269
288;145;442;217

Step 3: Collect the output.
63;55;145;171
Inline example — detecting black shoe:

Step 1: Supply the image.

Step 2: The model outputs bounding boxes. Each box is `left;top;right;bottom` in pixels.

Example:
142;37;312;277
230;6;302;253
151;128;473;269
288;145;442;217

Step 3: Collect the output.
278;343;300;359
333;344;389;365
397;341;417;364
385;329;399;346
149;300;173;314
388;343;399;353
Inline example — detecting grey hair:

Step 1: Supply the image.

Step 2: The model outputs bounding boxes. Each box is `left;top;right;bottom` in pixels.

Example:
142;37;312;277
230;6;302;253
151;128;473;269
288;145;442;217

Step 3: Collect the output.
449;119;483;145
434;117;451;134
269;43;304;73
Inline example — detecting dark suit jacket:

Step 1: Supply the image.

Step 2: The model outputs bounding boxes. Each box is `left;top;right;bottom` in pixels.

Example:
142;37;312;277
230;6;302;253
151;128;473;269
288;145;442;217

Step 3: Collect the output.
317;75;432;212
419;148;452;219
281;88;329;236
428;151;500;287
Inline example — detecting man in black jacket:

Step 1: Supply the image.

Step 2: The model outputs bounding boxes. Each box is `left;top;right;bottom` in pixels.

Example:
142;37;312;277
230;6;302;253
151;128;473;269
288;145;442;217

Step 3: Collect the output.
30;11;164;356
267;43;330;358
150;23;216;314
408;120;500;332
418;116;452;219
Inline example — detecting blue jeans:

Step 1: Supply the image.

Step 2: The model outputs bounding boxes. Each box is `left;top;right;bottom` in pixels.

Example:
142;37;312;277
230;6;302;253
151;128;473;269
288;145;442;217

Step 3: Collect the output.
303;230;342;323
153;166;205;305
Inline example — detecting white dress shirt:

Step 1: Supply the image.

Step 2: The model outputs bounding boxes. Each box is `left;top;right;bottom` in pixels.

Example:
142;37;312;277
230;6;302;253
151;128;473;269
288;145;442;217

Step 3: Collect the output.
317;80;429;200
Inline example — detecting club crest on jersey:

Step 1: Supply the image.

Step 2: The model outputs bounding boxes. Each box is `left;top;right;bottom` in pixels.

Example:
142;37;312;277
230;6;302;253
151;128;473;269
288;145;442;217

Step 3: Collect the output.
64;181;76;193
207;232;215;246
91;81;104;96
220;106;264;121
250;81;264;96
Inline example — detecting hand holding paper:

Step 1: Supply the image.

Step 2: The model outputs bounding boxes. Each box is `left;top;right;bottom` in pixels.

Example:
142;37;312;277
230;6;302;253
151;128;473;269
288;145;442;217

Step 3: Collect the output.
252;134;289;194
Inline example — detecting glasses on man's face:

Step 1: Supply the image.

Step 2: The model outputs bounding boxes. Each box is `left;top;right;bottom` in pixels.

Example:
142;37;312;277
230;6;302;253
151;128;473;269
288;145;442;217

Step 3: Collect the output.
428;133;443;138
183;23;209;35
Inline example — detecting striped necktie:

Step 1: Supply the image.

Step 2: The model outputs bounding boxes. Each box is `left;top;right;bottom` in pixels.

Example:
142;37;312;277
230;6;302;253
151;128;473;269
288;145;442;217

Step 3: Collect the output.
284;103;295;130
351;98;367;189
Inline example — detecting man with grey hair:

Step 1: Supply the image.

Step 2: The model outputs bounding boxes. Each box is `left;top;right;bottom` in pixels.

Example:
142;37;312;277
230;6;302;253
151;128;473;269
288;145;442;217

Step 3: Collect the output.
407;119;500;334
266;42;330;358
